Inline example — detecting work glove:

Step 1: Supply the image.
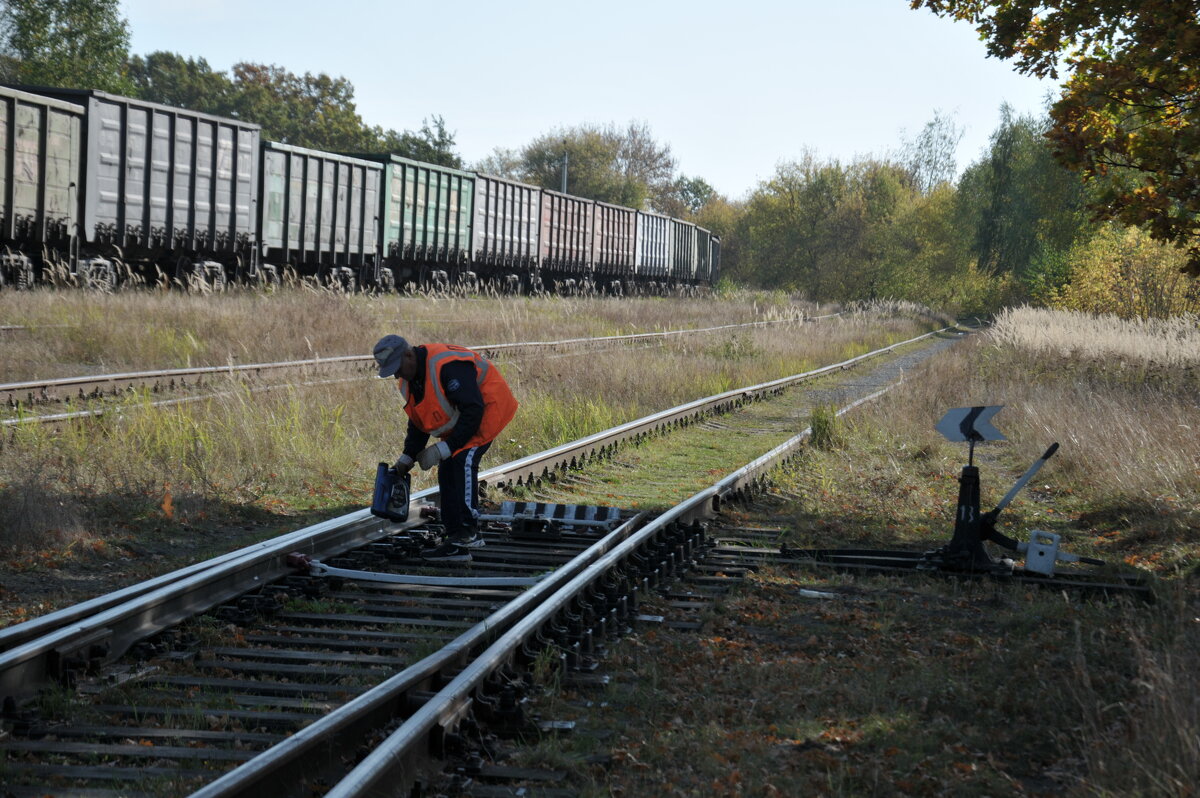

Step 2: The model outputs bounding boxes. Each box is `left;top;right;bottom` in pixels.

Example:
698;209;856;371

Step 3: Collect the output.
416;441;452;471
393;453;415;475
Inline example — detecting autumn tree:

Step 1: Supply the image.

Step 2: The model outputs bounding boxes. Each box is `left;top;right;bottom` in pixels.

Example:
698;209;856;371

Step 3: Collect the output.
692;194;744;278
738;154;839;289
474;147;523;180
518;122;677;209
732;150;1008;309
127;52;461;163
1046;224;1200;317
655;175;718;218
0;0;131;92
225;63;376;151
737;155;924;300
912;0;1200;276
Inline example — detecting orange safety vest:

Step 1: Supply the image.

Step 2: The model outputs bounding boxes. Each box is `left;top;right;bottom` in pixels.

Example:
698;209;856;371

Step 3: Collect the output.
396;344;518;455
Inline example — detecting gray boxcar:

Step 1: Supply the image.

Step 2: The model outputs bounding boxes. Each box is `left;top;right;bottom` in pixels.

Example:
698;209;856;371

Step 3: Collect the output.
260;141;381;288
539;190;593;288
0;86;82;288
592;201;636;292
669;218;698;285
635;211;670;284
11;87;260;286
695;226;714;286
473;173;540;290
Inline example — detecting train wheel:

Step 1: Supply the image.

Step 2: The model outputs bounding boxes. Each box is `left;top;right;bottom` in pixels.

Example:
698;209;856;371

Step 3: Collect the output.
84;260;117;292
15;262;33;290
379;267;396;293
456;270;479;295
258;264;280;289
429;269;450;294
174;256;197;290
2;250;36;289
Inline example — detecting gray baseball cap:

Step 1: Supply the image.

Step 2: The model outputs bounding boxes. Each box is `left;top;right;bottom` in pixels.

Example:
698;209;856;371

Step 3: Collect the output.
373;335;411;378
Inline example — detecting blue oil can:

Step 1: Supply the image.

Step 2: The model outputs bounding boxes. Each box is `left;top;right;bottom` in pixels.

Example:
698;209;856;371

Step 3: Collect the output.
370;463;411;522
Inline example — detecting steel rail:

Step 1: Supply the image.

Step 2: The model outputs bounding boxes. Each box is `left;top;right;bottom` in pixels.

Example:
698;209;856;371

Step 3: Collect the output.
479;326;957;490
0;510;412;701
2;316;822;410
0;532;318;652
190;511;648;798
0;326;948;704
1;373;382;432
321;391;897;797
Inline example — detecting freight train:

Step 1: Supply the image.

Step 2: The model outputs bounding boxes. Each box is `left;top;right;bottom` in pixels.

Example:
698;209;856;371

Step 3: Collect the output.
0;85;719;295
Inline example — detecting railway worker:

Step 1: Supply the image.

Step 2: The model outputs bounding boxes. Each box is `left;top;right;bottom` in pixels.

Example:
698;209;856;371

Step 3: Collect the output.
373;334;519;562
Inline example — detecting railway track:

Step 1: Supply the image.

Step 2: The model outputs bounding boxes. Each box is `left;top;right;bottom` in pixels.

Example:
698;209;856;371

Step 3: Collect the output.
1;316;830;421
0;325;965;797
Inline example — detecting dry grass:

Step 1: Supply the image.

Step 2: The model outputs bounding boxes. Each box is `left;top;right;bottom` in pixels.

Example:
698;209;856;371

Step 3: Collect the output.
989;306;1200;371
1;288;825;382
1069;592;1200;797
517;305;1198;798
560;574;1140;797
756;306;1199;794
0;292;944;625
830;311;1200;570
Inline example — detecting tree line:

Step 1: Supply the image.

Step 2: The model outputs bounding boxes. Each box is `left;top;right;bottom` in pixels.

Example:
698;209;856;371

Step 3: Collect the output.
726;107;1198;318
0;3;720;234
723;0;1200;317
2;0;1196;317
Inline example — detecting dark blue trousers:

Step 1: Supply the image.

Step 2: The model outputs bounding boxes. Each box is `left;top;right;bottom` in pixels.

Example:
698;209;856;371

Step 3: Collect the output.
437;441;491;538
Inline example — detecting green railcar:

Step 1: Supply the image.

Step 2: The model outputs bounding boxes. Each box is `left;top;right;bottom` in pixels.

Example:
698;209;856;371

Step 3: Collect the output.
348;154;474;288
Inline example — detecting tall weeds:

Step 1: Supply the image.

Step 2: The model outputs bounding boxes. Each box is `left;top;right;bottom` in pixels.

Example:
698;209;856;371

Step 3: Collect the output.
849;311;1200;514
0;295;945;550
1;289;832;382
990;306;1200;372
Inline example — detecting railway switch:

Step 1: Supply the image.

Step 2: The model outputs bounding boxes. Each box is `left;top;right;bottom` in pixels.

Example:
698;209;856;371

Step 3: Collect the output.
919;406;1105;577
768;406;1140;596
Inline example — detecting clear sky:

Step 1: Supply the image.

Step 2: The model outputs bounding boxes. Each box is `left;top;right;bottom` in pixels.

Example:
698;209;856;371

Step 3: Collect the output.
121;0;1058;199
